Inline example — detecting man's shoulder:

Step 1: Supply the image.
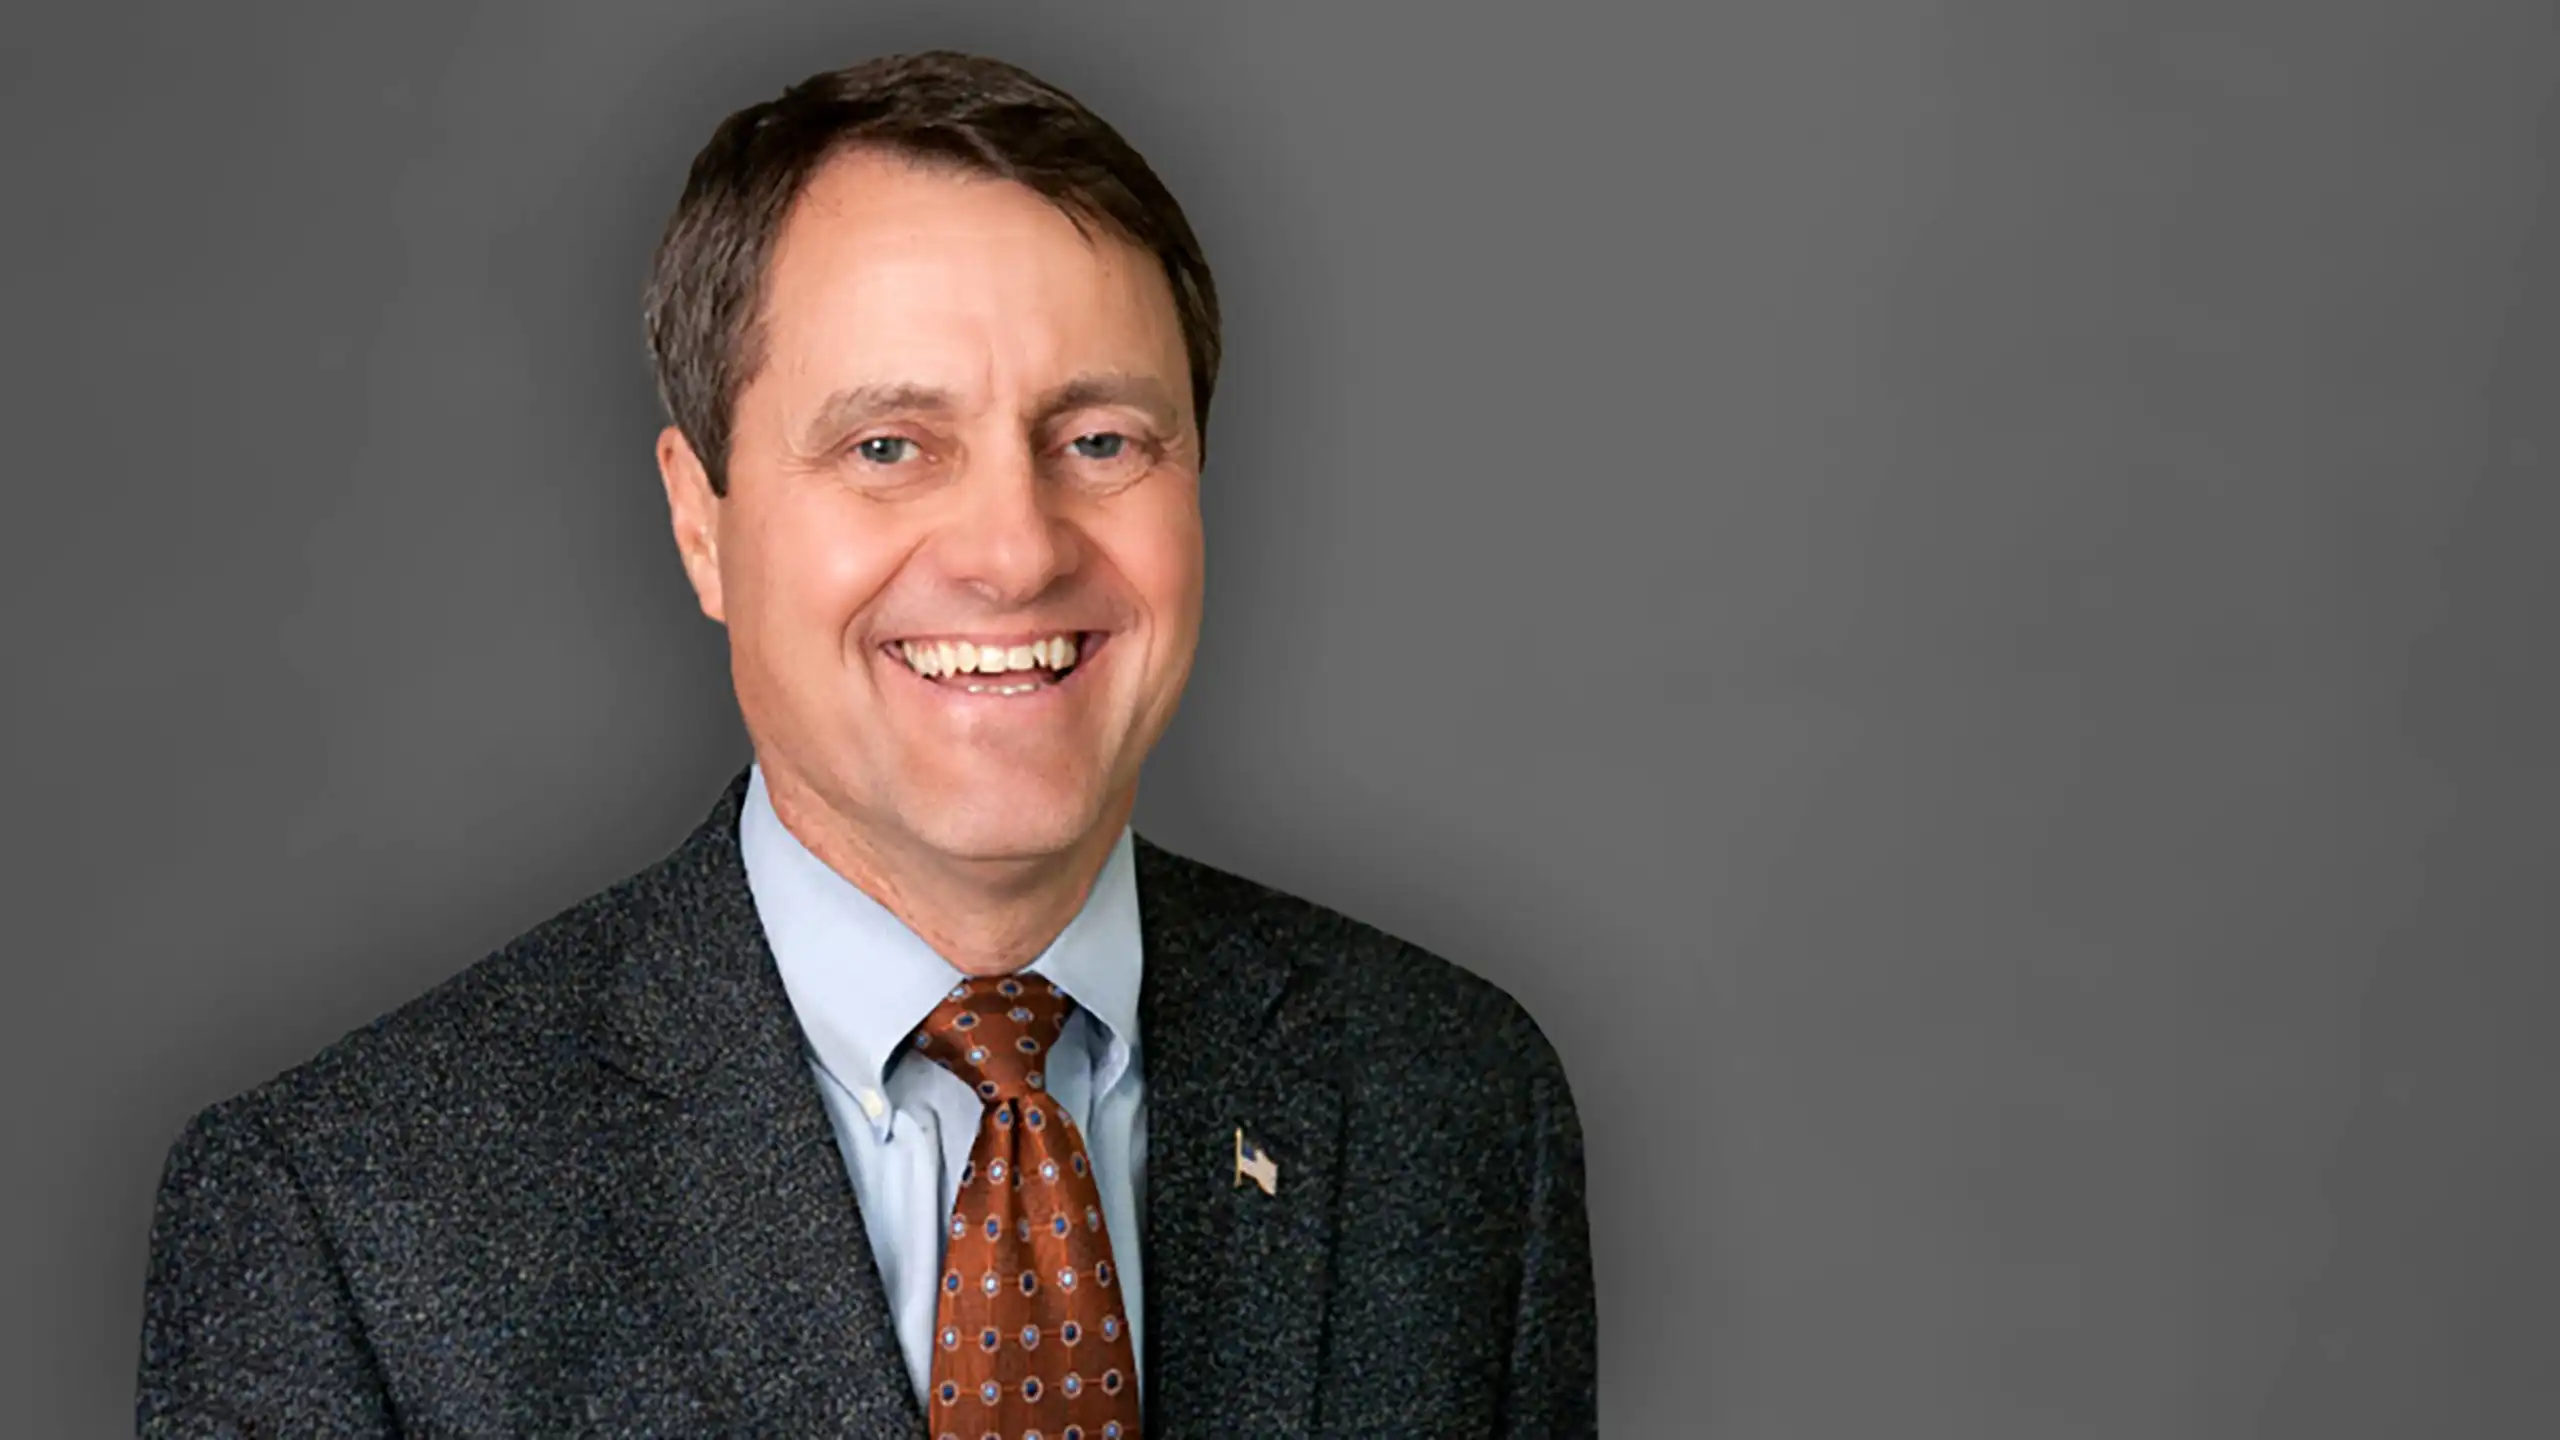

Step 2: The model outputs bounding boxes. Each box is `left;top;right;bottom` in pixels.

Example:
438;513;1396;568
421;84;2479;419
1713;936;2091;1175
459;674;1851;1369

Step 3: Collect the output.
1139;836;1573;1093
186;862;653;1152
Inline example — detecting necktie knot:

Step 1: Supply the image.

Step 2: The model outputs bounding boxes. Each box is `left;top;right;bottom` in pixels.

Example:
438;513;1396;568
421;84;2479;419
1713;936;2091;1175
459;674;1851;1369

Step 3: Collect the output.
915;973;1073;1101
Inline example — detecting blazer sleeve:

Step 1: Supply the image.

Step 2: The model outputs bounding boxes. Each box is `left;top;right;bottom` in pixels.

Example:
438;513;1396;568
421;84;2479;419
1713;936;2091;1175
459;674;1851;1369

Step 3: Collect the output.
136;1095;400;1438
1500;1011;1600;1437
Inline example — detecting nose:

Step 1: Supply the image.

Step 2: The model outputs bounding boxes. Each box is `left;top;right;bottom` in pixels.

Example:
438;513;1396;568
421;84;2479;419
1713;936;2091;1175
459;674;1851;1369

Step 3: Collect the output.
933;442;1080;606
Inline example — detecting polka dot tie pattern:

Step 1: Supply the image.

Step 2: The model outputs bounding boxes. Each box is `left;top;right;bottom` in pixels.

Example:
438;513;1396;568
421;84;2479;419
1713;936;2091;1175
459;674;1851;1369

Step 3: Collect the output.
914;974;1141;1440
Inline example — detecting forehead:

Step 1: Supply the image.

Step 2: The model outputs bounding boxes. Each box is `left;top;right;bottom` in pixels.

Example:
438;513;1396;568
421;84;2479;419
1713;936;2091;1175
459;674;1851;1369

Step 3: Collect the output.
754;149;1184;393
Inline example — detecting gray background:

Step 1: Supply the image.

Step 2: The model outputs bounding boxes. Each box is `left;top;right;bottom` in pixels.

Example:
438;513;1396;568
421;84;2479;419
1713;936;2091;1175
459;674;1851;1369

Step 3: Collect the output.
4;1;2555;1435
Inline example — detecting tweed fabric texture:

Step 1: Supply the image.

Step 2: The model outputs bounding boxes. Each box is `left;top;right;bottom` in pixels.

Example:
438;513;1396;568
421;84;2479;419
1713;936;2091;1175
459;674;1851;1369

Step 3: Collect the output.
917;975;1140;1439
135;767;1598;1436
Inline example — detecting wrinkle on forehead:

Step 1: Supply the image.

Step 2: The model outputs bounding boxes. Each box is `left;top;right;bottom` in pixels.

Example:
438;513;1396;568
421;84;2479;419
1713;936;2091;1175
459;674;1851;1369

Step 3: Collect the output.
741;151;1191;466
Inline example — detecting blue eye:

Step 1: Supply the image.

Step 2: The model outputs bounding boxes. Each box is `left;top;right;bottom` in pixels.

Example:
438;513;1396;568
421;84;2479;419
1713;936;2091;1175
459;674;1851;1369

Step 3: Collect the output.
854;436;916;464
1069;432;1127;460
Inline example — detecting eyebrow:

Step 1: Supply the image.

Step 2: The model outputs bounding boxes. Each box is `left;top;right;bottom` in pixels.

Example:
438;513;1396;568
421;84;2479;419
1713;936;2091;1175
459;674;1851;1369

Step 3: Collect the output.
1032;371;1181;430
795;382;960;454
794;370;1183;454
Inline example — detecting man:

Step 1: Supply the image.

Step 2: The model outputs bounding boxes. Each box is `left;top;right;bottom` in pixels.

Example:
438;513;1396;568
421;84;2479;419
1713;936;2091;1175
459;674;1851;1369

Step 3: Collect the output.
138;50;1595;1437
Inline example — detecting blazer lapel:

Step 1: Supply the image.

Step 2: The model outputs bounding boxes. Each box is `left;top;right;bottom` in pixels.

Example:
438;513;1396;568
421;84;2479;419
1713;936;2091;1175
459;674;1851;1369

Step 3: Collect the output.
595;769;924;1436
1134;835;1346;1437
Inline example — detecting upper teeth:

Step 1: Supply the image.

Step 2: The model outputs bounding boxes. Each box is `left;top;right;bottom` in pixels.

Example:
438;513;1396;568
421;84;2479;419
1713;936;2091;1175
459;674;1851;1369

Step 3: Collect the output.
898;634;1082;677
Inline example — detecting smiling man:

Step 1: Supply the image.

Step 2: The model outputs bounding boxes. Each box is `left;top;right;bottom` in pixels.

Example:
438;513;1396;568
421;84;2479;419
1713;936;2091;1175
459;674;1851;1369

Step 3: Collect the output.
138;52;1596;1438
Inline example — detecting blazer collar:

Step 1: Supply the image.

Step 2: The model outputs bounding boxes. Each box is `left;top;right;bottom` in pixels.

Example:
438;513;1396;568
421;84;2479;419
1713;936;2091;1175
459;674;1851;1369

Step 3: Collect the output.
1131;830;1350;1435
594;766;793;1094
600;770;1297;1096
1131;831;1296;1058
588;768;921;1433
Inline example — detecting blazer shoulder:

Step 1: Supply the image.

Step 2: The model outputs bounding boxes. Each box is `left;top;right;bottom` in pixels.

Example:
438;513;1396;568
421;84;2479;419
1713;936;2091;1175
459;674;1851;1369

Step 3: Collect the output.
184;863;651;1148
1138;835;1574;1091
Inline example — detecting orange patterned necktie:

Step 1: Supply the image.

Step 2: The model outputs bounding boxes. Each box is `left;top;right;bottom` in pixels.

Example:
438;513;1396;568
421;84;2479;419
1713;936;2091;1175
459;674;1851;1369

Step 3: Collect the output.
914;973;1142;1440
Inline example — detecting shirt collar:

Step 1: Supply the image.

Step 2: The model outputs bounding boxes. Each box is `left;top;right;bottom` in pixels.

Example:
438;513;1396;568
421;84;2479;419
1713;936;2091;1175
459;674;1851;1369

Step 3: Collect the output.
739;761;1142;1124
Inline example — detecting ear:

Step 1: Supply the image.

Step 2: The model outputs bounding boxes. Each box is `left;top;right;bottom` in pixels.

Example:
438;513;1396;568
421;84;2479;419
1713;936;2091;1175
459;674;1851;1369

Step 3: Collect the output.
656;425;727;624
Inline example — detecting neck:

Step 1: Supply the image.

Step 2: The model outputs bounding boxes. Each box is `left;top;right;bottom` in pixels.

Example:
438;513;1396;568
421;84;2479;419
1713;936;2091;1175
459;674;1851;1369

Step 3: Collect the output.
761;764;1132;977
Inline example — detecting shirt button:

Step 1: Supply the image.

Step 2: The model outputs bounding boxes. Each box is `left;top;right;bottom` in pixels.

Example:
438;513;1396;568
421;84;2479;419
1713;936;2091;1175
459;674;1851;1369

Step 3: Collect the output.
858;1088;886;1119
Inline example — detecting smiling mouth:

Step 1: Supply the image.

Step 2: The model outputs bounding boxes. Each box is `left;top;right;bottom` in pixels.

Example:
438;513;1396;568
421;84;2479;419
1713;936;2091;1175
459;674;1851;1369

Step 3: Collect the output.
880;630;1110;696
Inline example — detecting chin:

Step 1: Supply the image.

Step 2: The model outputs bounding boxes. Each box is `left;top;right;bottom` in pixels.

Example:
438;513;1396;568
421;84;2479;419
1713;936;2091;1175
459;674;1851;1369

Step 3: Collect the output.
899;789;1106;864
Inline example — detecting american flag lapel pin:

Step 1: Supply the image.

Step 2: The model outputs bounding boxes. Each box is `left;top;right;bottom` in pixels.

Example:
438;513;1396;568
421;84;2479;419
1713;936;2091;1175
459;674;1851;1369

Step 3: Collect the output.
1234;1127;1280;1195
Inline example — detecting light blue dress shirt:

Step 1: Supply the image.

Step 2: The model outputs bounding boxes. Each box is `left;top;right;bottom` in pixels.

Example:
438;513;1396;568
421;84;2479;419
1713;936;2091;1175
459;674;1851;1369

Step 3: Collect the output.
738;763;1149;1408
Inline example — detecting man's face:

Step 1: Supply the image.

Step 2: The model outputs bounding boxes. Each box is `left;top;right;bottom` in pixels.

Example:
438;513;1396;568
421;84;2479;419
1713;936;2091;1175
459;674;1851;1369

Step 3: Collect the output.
658;149;1204;872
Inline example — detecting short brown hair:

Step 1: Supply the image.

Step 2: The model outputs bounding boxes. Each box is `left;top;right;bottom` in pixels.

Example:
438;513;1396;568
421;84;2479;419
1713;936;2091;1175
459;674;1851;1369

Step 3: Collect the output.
643;50;1223;495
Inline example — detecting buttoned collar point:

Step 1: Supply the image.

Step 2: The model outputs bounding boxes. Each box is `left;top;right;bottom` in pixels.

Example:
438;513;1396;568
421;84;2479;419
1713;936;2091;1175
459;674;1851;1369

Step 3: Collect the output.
739;762;1142;1141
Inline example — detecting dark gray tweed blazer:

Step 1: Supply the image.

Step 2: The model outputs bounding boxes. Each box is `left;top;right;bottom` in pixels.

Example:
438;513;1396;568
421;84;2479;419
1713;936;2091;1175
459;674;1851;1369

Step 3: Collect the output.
137;769;1597;1437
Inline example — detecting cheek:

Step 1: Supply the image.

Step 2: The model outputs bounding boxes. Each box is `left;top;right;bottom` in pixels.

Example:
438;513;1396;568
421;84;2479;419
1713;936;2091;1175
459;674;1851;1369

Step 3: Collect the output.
732;496;901;641
1100;490;1205;625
